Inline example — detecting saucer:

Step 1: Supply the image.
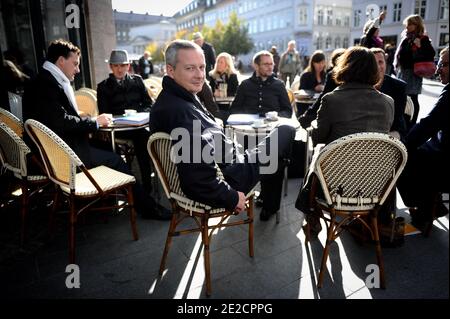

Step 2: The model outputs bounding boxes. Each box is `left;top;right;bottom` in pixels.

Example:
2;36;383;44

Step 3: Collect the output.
265;116;278;121
251;123;269;129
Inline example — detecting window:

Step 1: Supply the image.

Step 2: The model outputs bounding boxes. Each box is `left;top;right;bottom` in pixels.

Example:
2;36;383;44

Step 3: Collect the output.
318;9;324;25
327;9;333;25
414;0;427;19
336;15;341;26
439;33;449;46
335;37;341;48
380;5;387;13
325;36;332;49
316;36;323;50
440;0;449;19
393;2;402;22
299;6;308;26
344;15;350;26
343;37;349;48
354;10;361;27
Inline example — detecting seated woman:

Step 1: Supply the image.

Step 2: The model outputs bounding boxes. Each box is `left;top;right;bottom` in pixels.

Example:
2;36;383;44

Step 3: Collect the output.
209;52;239;97
296;46;395;234
299;50;326;93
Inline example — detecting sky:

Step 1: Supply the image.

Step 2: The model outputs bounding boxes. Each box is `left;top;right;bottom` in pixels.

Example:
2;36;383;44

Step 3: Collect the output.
112;0;193;17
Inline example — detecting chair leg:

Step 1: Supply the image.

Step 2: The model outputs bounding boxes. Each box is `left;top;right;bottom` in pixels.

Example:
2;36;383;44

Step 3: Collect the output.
247;197;254;257
283;166;288;197
20;183;29;246
69;195;77;264
126;185;139;240
201;214;212;296
318;214;335;288
159;208;178;275
371;214;386;289
48;187;60;237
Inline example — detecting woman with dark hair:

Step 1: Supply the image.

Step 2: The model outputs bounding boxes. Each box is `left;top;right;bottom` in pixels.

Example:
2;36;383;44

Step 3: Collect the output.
299;50;326;93
311;46;394;144
296;46;395;231
394;14;435;129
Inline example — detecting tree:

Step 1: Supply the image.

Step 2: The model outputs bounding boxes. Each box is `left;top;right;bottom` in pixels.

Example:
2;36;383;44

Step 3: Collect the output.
220;12;253;56
145;42;165;63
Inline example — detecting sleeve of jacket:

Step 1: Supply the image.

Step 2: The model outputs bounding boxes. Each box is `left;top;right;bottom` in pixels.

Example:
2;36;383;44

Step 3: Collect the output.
405;85;448;150
96;81;110;114
137;76;154;110
419;36;436;62
389;79;408;138
228;74;239;96
172;107;239;210
311;93;332;145
276;82;293;118
208;77;217;94
230;81;246;113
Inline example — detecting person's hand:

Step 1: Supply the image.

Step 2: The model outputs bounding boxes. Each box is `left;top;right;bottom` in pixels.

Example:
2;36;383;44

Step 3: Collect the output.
413;38;421;48
314;84;324;92
380;11;386;22
234;191;246;213
96;113;113;127
214;90;221;97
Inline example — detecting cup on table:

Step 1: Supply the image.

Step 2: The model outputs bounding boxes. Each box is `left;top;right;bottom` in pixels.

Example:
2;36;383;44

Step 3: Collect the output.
265;111;278;120
253;119;265;127
124;109;137;116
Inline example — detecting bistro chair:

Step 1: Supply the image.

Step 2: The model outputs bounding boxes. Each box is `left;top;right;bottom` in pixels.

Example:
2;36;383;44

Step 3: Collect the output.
148;132;255;296
0;107;23;137
305;132;407;289
8;91;23;121
143;78;162;99
0;122;49;245
77;87;97;98
74;89;98;117
24;119;139;263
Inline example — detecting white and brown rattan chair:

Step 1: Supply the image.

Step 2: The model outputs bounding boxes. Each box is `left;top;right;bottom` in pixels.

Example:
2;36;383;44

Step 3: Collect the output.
24;119;139;263
305;132;408;289
0;122;49;245
0;107;23;137
148;132;255;296
74;89;98;117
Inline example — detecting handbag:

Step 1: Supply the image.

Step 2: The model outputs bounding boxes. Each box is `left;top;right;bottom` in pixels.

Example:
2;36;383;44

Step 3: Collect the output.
413;61;436;78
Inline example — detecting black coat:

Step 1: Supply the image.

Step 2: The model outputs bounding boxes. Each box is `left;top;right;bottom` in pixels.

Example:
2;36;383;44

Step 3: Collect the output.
97;73;153;115
380;75;408;137
202;42;216;77
209;73;238;96
22;69;97;165
150;76;259;211
230;72;292;118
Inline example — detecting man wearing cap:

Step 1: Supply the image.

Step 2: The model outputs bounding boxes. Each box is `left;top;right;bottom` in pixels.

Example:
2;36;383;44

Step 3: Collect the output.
97;50;157;198
193;32;216;80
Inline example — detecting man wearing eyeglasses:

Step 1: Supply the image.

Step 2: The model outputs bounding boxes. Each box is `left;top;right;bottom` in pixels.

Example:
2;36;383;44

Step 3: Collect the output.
398;46;449;229
230;51;295;221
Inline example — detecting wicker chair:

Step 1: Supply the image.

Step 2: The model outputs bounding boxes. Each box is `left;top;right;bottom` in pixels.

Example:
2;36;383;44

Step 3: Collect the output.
148;132;255;296
305;132;408;289
77;87;97;98
143;78;162;99
74;90;98;117
24;119;139;263
8;91;23;121
0;107;23;137
0;122;49;244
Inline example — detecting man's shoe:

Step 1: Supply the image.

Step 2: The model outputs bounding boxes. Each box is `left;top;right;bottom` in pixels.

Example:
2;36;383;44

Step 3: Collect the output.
260;208;276;221
140;203;172;220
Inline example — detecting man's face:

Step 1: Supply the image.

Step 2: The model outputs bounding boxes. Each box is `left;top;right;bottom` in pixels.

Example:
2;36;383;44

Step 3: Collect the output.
166;48;205;94
437;51;449;85
110;63;130;80
193;38;204;47
254;55;274;78
374;52;386;84
57;52;80;81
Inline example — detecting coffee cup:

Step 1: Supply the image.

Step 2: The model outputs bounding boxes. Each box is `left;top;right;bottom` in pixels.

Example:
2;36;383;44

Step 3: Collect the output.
124;109;137;116
253;119;265;127
265;111;278;120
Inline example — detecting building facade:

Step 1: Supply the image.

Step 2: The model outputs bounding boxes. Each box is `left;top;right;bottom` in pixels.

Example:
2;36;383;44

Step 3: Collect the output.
351;0;448;54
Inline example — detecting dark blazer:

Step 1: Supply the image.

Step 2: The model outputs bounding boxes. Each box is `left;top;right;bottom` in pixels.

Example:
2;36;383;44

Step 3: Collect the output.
150;76;258;211
209;73;239;96
312;82;394;145
97;73;153;115
202;42;216;77
230;72;292;118
380;75;408;137
22;69;97;165
406;83;449;154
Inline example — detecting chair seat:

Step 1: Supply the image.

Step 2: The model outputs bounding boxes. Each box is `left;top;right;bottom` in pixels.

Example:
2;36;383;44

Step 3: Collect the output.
26;175;48;182
60;165;135;195
171;189;255;215
316;197;377;211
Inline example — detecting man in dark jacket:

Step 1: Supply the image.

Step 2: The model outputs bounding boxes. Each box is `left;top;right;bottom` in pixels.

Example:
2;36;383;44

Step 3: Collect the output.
150;40;294;217
193;32;216;81
230;50;295;220
97;50;155;195
138;51;153;79
23;41;169;220
398;46;449;228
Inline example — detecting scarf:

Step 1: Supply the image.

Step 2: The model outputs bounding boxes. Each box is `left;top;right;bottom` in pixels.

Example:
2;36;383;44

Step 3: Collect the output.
43;61;78;112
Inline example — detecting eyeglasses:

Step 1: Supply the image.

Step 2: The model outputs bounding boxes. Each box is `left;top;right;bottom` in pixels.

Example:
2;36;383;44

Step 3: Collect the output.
437;61;449;69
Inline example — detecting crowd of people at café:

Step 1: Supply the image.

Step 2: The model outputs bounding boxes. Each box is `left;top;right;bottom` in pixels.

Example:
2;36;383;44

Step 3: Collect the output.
2;13;447;241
